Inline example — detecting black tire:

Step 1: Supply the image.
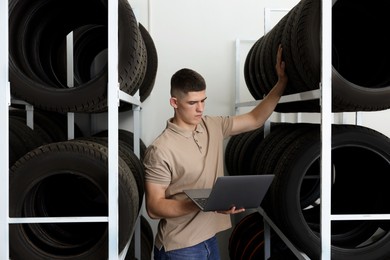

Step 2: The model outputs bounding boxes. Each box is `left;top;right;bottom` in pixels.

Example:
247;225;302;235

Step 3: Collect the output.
138;23;158;102
244;41;262;100
9;141;139;259
280;1;307;93
251;123;315;212
10;114;53;144
125;216;154;260
9;0;144;113
290;0;320;92
270;124;390;260
237;127;265;175
225;133;246;176
331;0;390;111
247;0;390;112
248;38;266;98
93;129;147;160
254;35;269;95
228;212;296;260
9;116;46;166
9;107;83;142
74;136;145;210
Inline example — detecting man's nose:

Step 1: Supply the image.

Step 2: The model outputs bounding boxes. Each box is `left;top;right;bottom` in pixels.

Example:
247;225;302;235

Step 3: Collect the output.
196;102;204;111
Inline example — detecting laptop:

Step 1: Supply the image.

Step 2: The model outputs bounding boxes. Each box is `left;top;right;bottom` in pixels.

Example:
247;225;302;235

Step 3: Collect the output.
183;175;274;212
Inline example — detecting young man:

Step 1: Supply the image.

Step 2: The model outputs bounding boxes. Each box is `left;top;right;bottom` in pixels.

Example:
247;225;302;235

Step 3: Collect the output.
143;45;287;259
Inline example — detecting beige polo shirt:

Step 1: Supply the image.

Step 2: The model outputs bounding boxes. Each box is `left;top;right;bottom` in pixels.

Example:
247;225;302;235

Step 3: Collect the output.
143;115;234;251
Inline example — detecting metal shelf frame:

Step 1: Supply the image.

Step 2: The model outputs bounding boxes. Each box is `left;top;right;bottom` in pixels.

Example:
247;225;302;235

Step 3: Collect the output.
320;0;332;258
0;0;10;257
0;0;142;258
235;1;390;259
234;3;330;259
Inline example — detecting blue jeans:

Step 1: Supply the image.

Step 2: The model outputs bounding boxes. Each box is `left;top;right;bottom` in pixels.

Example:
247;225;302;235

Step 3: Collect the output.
153;236;220;260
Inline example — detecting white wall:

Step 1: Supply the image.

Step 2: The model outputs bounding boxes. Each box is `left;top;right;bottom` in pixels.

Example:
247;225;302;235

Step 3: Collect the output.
132;0;300;146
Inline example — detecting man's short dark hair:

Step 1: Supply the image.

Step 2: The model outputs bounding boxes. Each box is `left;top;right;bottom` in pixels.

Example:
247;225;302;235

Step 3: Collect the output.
170;68;206;97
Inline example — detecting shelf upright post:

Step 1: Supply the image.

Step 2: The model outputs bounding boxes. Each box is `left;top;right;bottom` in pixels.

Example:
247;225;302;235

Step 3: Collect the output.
320;0;332;259
234;38;241;116
0;0;10;258
66;32;75;140
108;0;120;258
133;103;141;260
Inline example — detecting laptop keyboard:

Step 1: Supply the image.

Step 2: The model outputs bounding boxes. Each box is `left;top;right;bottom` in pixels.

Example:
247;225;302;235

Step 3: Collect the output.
194;198;208;208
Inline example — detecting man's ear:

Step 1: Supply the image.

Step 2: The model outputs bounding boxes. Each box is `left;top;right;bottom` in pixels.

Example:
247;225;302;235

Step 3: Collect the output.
170;97;178;108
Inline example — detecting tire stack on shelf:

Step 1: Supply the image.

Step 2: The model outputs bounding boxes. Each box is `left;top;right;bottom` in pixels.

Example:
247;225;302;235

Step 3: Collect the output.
243;0;390;113
228;0;390;259
9;0;158;112
228;212;296;260
126;216;154;260
7;0;157;259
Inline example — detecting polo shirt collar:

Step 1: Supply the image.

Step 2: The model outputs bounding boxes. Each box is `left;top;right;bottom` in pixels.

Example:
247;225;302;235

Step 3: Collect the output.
166;118;205;138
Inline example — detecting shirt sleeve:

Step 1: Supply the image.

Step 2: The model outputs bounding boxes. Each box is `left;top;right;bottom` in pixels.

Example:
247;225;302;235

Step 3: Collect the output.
204;115;234;138
143;144;172;185
221;116;234;138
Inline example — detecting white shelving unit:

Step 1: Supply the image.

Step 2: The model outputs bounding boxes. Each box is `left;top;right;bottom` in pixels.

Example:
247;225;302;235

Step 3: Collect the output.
0;0;10;257
0;0;142;259
235;1;390;259
320;0;332;258
233;1;331;259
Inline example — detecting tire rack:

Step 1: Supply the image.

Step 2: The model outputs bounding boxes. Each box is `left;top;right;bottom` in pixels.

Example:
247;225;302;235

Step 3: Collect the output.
236;1;390;259
235;0;334;260
0;0;143;259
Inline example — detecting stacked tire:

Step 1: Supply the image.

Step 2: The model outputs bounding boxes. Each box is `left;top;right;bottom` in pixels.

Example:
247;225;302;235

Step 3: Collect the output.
229;212;296;260
125;216;154;260
8;0;154;258
229;0;390;259
8;107;84;166
244;0;390;112
9;0;158;113
9;129;147;259
227;123;390;260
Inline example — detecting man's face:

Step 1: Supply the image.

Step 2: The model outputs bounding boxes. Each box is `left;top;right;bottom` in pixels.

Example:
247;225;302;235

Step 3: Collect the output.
170;90;207;129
